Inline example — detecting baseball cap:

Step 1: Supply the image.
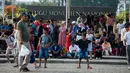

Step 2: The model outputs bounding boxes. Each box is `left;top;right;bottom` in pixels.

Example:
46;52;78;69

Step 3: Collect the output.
61;21;66;24
21;12;28;17
72;21;76;24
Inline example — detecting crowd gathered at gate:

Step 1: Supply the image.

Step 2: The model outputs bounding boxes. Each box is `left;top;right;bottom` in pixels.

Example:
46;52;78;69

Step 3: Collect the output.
0;12;130;71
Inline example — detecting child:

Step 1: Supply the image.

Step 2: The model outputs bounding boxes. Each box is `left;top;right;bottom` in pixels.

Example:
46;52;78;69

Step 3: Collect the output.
86;30;94;60
29;27;38;69
75;33;92;69
0;33;14;63
29;40;38;69
65;33;71;51
38;27;52;68
117;19;124;38
111;39;120;56
94;43;102;59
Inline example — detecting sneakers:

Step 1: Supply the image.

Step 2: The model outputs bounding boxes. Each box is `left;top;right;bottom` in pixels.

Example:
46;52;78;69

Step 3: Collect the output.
90;57;92;60
128;67;130;70
13;65;18;67
35;66;40;71
87;66;92;69
44;66;47;68
24;67;30;72
19;67;30;72
77;66;81;69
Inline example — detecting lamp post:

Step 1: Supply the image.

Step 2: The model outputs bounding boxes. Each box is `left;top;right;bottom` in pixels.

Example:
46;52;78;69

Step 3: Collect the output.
12;0;14;23
124;0;126;23
129;0;130;22
66;0;68;28
65;0;70;29
0;0;5;24
68;0;70;19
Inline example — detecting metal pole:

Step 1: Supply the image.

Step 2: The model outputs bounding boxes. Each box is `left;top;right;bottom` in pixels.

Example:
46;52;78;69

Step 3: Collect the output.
68;0;70;19
124;0;126;23
12;0;14;23
129;0;130;22
2;0;5;24
66;0;68;28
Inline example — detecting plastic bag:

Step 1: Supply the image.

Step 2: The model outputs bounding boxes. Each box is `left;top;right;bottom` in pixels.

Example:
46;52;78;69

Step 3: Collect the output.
19;45;30;56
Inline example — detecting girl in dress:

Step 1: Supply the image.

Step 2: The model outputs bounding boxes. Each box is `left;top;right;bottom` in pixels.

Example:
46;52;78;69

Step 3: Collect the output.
86;30;94;60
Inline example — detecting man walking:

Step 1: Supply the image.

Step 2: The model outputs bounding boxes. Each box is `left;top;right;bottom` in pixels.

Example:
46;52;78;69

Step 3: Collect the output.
124;23;130;70
17;12;32;72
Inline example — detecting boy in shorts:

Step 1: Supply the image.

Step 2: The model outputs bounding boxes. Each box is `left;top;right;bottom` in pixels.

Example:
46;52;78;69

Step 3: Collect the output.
38;27;52;68
75;33;92;69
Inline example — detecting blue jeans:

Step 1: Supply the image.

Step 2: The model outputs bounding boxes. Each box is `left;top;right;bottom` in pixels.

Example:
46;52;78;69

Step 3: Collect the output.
39;47;49;59
79;50;88;59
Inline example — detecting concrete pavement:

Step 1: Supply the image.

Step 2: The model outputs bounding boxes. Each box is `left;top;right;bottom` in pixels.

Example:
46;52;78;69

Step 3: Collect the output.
0;54;127;65
0;63;130;73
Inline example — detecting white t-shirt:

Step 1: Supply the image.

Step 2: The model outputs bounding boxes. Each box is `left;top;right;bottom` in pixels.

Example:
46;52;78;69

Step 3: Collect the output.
124;31;130;45
1;36;14;49
117;23;124;34
69;45;80;53
86;34;93;41
121;28;127;41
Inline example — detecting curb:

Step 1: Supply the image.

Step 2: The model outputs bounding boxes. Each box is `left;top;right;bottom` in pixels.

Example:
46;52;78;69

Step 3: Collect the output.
0;58;127;65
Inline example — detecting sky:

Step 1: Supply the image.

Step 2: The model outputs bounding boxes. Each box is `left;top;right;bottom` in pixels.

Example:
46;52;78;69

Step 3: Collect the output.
17;0;53;2
17;0;39;2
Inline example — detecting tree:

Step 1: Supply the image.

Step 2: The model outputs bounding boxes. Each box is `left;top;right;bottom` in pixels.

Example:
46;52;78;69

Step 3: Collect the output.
39;0;47;4
71;0;119;7
31;1;41;6
38;0;57;6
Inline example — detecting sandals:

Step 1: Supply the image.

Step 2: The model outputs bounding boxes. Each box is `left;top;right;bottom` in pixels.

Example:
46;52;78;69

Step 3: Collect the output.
77;66;92;69
77;66;81;69
87;66;92;69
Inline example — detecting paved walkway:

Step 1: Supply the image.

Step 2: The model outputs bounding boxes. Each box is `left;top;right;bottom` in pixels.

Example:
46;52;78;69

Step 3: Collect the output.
0;63;130;73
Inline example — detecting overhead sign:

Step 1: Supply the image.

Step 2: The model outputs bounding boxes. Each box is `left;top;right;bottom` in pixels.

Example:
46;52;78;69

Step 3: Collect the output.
26;6;117;20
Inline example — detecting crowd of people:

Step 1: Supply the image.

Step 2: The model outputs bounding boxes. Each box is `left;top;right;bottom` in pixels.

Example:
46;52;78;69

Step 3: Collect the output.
0;12;130;71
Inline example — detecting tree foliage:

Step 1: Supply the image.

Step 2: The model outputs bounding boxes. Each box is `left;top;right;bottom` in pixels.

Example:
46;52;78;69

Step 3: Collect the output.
39;0;47;4
38;0;57;6
71;0;119;7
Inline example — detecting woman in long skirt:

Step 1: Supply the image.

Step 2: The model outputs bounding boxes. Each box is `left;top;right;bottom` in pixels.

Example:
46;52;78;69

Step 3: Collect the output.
58;21;66;48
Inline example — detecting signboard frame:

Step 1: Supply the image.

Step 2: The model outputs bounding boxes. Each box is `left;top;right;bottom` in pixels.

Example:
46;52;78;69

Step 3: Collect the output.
26;6;117;20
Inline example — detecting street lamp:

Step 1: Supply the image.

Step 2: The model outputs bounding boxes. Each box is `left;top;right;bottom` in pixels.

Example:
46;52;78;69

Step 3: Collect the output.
124;0;126;23
129;0;130;22
65;0;70;28
12;0;14;23
66;0;68;28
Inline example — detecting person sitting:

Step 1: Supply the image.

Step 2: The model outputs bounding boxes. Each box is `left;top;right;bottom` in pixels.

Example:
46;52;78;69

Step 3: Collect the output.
50;41;62;58
93;43;102;59
102;39;112;56
69;41;80;58
111;39;120;56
